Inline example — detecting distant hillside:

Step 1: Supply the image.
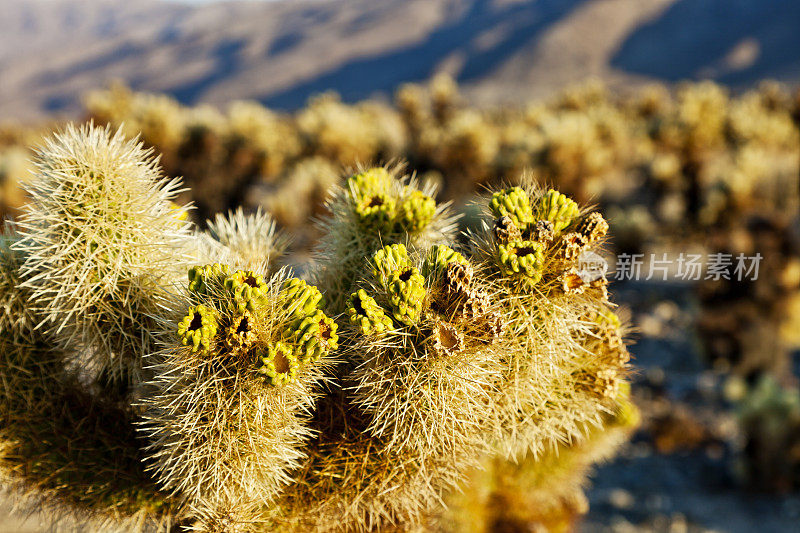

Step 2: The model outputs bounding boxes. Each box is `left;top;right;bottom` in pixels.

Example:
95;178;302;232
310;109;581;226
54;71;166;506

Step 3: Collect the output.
0;0;798;121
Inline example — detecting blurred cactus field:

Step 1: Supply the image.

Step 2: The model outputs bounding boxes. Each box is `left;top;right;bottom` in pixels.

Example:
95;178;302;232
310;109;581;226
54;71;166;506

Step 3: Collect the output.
0;75;799;532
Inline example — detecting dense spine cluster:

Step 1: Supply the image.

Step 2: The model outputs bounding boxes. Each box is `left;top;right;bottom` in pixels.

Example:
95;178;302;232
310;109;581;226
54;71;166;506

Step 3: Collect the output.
11;124;193;387
0;126;634;532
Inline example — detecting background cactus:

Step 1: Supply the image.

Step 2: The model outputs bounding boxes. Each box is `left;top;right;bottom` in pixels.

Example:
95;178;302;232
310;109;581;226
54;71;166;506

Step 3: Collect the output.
734;376;800;492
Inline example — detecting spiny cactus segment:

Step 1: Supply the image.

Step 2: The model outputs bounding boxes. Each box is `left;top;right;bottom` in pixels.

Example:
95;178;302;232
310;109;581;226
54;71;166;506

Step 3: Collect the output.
313;165;457;315
11;123;192;385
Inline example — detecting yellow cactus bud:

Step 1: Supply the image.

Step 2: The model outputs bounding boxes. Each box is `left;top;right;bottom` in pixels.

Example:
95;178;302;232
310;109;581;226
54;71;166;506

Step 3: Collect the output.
177;304;218;353
256;341;298;386
490;187;534;229
188;263;231;294
387;267;426;325
347;167;392;198
347;289;394;335
614;394;641;428
397;189;436;233
371;243;411;285
497;240;545;283
281;277;324;319
354;192;396;231
224;270;268;313
291;310;339;362
421;244;466;278
535;189;580;234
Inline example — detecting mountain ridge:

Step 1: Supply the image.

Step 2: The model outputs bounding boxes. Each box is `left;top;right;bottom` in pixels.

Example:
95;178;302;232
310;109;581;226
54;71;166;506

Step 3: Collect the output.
0;0;798;121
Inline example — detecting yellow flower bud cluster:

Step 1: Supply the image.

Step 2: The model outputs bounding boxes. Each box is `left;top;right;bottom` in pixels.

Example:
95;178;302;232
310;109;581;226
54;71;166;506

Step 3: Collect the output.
421;244;467;278
497;240;545;284
371;243;412;285
534;189;580;234
256;341;298;386
224;270;269;313
490;187;534;229
387;267;426;326
347;289;393;335
347;167;437;234
181;265;337;386
281;278;325;321
177;304;218;353
287;310;339;363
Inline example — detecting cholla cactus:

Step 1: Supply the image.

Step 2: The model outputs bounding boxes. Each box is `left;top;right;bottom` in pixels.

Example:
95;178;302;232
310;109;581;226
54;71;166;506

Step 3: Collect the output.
140;265;335;529
313;165;458;314
442;387;639;532
0;121;633;532
468;178;625;462
735;376;800;491
348;244;504;457
12;123;192;387
275;173;632;531
0;226;184;531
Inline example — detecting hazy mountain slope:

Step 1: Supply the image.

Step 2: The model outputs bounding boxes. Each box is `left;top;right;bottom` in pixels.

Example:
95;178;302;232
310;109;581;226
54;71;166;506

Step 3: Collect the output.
611;0;800;84
0;0;797;121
